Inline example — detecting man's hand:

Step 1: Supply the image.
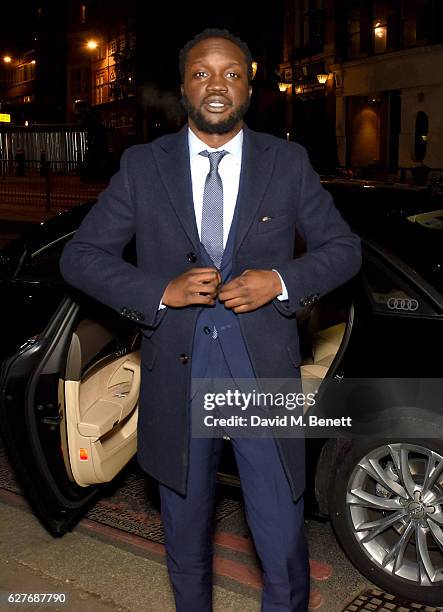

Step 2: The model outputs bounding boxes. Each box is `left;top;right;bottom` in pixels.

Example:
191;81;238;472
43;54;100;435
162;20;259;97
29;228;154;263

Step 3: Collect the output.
162;268;222;308
218;269;282;313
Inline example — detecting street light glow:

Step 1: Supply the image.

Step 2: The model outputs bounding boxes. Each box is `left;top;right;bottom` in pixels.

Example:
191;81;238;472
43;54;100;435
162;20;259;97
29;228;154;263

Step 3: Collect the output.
86;40;98;50
3;56;12;63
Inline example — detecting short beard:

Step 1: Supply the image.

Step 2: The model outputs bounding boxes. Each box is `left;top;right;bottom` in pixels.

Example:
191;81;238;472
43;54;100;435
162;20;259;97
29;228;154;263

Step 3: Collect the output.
181;94;250;134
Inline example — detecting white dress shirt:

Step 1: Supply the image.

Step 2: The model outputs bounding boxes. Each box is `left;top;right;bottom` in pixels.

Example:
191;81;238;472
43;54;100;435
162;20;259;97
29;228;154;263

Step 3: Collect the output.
159;127;288;309
188;127;242;249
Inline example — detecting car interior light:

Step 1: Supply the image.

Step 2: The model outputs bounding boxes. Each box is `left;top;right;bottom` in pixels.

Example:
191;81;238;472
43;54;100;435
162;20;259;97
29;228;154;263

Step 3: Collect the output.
79;448;88;461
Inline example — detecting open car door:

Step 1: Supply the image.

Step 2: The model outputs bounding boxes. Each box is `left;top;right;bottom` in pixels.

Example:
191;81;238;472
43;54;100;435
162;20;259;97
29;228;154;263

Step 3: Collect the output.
0;293;141;536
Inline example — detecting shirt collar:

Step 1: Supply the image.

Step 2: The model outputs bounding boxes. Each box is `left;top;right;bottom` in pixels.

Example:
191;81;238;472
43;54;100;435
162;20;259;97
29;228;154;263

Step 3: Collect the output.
188;127;243;162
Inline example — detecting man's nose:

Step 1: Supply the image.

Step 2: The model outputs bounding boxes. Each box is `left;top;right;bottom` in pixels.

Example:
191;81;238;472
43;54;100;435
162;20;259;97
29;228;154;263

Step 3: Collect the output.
206;74;228;91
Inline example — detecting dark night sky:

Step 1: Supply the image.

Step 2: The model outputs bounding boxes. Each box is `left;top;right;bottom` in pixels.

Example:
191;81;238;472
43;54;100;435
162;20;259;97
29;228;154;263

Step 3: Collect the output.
0;5;35;53
0;1;284;62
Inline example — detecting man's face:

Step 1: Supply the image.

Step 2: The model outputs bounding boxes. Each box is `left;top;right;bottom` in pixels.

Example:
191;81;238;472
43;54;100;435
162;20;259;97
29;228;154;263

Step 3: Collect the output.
181;37;252;136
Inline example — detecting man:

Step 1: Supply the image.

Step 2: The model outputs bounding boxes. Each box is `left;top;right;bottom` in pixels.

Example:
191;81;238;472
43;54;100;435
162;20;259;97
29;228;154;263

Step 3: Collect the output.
60;29;361;612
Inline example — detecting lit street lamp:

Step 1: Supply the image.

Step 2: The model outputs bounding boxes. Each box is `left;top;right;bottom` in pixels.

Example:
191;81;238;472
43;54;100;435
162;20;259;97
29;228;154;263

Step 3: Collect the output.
278;82;291;93
316;72;329;84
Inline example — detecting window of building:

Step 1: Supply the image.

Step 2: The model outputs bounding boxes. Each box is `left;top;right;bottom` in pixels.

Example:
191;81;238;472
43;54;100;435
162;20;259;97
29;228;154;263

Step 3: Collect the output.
80;4;87;24
401;0;417;47
13;66;25;86
401;0;416;46
95;72;105;105
373;1;388;53
347;6;361;58
302;0;325;54
109;40;117;56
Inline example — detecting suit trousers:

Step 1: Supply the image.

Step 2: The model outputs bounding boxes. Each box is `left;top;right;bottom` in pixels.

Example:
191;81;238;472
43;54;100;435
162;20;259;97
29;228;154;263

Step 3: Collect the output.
159;432;310;612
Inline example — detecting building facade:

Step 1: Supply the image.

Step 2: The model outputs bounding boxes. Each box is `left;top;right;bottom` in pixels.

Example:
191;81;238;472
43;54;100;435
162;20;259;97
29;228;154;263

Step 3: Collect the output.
279;0;443;180
66;0;140;161
0;3;66;126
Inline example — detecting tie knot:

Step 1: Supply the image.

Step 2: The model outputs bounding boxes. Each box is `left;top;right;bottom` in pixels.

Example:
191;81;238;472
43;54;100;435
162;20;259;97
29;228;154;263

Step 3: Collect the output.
199;150;228;171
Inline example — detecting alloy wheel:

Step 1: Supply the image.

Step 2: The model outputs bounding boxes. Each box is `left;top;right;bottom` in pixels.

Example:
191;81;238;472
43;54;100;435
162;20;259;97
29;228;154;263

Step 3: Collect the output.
346;442;443;585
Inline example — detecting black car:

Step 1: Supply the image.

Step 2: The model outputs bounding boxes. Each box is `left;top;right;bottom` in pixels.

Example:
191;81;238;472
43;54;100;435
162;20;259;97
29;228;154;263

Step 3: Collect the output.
1;190;443;606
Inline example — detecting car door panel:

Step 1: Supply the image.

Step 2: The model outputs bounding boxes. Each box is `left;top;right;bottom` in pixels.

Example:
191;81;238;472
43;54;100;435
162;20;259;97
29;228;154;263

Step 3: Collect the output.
64;344;140;486
0;294;140;535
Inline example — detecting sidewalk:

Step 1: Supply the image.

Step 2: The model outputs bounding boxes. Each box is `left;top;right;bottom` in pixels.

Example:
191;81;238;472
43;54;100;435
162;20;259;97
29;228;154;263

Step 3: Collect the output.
0;497;261;612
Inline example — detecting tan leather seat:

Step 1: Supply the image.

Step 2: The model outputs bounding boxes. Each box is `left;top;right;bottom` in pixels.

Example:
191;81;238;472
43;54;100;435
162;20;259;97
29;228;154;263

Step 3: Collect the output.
300;323;346;400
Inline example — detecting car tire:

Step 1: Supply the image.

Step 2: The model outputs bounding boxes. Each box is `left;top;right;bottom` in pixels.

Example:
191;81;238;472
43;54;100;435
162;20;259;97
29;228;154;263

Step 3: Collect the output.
329;430;443;605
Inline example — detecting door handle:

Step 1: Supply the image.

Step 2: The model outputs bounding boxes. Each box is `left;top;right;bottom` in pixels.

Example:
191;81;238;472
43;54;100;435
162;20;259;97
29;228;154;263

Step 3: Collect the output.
115;359;140;422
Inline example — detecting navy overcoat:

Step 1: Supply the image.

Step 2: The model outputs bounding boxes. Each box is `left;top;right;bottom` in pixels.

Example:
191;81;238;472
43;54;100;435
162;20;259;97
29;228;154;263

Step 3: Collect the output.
59;124;361;498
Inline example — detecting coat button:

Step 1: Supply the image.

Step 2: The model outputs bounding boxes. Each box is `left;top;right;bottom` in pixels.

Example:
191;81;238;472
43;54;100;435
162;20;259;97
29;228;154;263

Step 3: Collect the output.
187;252;197;263
179;353;189;364
203;326;211;335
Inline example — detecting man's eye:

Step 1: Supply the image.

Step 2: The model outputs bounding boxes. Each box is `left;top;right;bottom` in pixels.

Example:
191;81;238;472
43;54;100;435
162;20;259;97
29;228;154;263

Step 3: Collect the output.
226;72;239;78
195;71;207;78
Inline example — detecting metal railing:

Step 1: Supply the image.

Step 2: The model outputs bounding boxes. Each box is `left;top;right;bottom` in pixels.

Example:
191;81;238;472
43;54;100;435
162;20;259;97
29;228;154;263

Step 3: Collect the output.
0;160;107;211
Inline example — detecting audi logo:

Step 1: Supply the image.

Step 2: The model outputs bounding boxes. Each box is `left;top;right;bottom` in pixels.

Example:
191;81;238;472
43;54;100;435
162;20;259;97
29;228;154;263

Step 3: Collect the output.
386;297;419;311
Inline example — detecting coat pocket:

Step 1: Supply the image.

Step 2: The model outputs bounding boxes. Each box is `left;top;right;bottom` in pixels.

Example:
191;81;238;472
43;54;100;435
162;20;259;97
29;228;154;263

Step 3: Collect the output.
257;214;289;234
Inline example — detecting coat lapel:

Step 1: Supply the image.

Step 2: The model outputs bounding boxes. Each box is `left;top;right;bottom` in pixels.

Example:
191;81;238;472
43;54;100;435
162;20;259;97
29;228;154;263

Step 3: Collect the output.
151;124;275;257
233;126;276;256
152;124;200;251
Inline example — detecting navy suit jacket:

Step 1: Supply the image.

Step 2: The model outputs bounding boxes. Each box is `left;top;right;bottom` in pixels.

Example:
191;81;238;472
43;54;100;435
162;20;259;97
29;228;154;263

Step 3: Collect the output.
60;124;362;496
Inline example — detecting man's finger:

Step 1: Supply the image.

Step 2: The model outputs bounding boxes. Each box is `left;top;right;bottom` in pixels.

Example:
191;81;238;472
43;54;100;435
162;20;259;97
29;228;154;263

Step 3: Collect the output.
220;276;242;291
192;280;220;293
223;297;249;309
219;286;247;301
232;304;254;313
197;289;218;298
189;292;215;305
189;268;220;280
